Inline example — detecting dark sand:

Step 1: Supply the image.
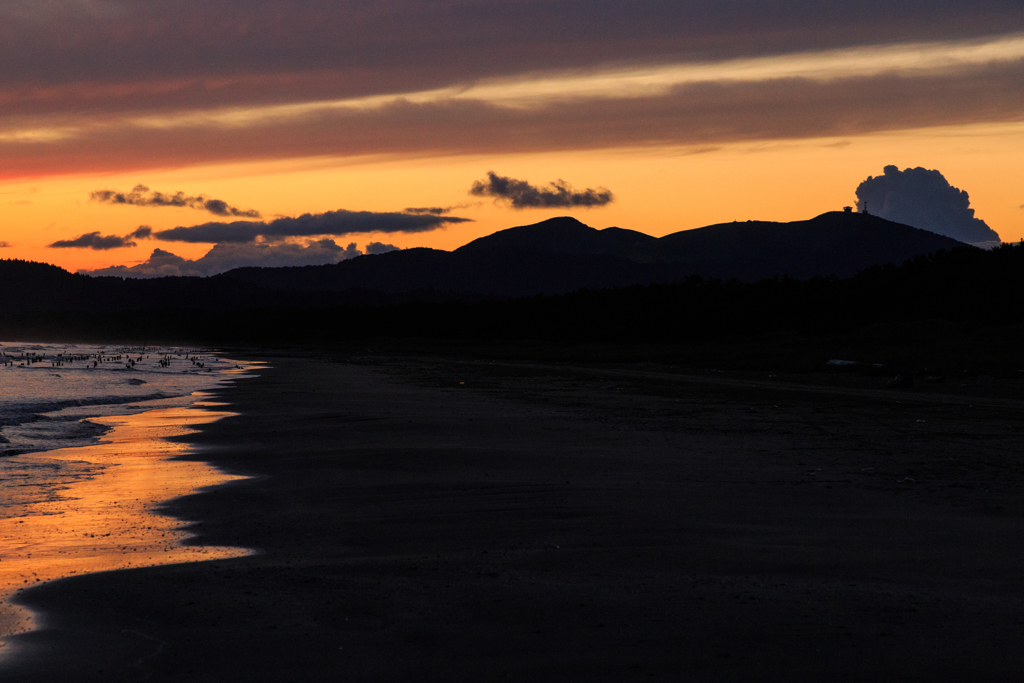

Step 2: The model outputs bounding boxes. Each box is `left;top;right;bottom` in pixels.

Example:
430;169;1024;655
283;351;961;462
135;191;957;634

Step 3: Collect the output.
3;354;1024;681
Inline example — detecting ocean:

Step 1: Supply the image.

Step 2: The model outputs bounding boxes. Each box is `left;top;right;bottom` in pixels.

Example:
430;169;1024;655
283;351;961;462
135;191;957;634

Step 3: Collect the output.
0;342;247;520
0;342;258;646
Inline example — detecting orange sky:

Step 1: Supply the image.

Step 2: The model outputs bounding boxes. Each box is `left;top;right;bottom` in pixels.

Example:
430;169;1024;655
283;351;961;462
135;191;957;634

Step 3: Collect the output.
3;121;1021;273
1;6;1022;274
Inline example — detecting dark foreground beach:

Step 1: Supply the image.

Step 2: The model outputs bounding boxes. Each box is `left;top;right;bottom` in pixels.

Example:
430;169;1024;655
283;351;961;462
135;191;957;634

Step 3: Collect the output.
4;353;1024;681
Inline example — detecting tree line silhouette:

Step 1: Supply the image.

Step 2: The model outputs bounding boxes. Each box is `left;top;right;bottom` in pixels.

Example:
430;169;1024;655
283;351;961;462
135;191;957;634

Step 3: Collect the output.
2;242;1022;374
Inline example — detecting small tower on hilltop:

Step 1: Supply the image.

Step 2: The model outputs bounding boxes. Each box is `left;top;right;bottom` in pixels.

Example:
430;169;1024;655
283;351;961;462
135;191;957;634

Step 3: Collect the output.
862;201;870;215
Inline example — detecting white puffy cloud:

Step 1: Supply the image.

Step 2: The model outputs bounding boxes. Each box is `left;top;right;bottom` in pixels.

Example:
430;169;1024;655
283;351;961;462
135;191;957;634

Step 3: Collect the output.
83;239;381;278
855;165;1001;246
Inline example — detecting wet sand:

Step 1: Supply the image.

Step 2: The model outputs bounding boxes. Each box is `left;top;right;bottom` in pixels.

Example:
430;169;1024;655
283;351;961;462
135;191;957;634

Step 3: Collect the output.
0;403;250;658
3;354;1024;680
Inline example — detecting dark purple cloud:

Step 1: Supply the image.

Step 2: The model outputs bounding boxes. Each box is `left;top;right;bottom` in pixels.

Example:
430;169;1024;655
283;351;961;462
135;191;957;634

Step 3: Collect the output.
470;172;614;209
49;232;137;250
91;184;261;218
404;207;453;216
3;61;1023;180
153;209;471;244
47;225;155;250
128;226;153;239
1;2;1021;123
365;241;400;255
403;203;477;216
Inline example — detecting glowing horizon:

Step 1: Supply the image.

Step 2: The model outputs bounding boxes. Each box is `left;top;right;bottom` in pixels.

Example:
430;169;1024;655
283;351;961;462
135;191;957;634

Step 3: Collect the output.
1;3;1022;273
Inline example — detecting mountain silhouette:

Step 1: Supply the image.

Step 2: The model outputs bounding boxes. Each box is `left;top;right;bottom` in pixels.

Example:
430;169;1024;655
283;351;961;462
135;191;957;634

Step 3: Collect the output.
0;212;972;315
5;213;1020;351
217;212;969;296
454;217;655;256
630;211;968;280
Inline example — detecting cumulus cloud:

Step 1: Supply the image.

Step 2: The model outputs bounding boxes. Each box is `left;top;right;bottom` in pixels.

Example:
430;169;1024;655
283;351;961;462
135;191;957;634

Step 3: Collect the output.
153;209;470;244
91;184;261;218
84;239;370;278
855;165;1001;246
85;248;194;278
470;172;614;209
365;241;400;255
49;232;138;250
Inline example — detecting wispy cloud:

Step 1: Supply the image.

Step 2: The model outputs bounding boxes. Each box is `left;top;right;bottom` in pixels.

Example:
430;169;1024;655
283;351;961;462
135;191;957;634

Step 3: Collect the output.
91;184;261;218
470;172;613;209
0;241;11;248
404;207;452;216
4;59;1024;180
49;232;137;250
403;203;476;216
153;209;471;244
2;6;1024;180
11;33;1024;144
2;3;1022;124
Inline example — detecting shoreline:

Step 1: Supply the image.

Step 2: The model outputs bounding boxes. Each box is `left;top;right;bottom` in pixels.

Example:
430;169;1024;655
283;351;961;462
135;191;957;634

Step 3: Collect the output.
0;398;253;661
0;342;253;459
3;352;1024;680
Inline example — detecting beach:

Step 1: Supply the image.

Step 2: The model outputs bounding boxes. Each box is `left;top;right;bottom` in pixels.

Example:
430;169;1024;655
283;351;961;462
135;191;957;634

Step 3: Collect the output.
0;403;251;656
3;352;1024;680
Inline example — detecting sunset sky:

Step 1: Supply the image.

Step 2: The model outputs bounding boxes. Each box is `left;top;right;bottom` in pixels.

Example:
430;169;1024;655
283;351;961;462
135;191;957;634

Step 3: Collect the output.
1;2;1022;274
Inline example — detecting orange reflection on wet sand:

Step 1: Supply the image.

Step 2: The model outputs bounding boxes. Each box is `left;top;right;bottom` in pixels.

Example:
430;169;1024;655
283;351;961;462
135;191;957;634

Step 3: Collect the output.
0;405;250;654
